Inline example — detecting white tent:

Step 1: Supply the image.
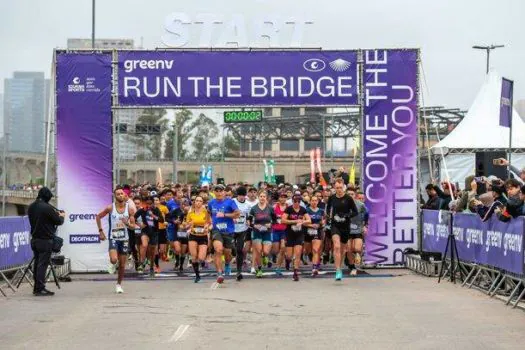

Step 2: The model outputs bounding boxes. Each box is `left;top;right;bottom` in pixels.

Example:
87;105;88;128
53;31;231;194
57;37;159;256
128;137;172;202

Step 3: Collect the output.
430;71;525;187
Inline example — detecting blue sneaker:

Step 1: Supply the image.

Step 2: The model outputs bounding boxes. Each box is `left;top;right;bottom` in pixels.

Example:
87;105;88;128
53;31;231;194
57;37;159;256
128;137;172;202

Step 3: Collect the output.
225;264;231;276
275;267;283;276
335;269;343;281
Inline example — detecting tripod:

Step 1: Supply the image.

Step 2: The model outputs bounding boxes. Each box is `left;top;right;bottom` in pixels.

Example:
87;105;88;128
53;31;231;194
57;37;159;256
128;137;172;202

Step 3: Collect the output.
16;255;60;290
438;213;464;283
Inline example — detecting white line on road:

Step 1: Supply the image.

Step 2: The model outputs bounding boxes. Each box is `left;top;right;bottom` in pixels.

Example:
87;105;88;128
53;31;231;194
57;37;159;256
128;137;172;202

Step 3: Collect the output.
169;324;190;343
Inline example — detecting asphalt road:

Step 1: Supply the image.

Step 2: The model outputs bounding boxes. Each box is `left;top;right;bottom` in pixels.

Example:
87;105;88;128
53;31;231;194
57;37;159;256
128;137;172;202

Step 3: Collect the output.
1;268;525;350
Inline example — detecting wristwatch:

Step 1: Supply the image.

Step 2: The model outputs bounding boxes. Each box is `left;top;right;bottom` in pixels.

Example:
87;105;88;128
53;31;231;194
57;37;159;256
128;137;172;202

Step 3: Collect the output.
98;228;103;232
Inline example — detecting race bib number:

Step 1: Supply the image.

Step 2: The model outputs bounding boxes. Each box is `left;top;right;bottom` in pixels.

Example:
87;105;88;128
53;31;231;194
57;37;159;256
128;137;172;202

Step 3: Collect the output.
350;224;358;230
307;228;318;236
237;216;246;225
291;224;302;232
216;223;228;231
258;225;268;232
177;231;188;238
194;227;204;234
334;215;345;223
111;228;128;241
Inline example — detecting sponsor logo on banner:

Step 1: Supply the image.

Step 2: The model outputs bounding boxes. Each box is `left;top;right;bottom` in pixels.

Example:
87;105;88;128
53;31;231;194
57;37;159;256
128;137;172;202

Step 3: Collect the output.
69;213;97;223
70;234;100;244
329;58;351;72
68;77;85;92
303;59;326;72
67;76;101;93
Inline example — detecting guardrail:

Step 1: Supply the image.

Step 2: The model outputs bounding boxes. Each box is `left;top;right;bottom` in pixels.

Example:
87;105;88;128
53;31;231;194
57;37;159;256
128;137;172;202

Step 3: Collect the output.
0;190;38;199
419;209;525;308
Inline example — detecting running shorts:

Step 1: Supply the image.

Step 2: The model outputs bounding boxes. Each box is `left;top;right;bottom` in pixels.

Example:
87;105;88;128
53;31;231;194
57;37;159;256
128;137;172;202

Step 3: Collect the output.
109;239;129;255
212;231;234;249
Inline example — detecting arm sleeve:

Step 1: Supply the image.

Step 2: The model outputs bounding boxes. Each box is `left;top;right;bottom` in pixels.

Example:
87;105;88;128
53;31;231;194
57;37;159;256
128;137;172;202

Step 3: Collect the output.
47;205;64;226
248;207;255;225
434;185;446;199
348;197;358;218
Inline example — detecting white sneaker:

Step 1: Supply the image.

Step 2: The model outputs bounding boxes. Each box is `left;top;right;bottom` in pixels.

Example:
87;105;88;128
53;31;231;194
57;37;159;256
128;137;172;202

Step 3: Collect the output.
108;263;117;274
115;284;124;294
350;269;357;276
250;267;256;274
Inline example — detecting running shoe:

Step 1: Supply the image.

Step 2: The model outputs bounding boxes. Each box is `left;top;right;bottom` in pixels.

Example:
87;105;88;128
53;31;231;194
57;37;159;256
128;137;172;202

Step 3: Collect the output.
154;266;161;274
256;269;263;278
267;261;273;268
335;269;343;281
179;265;184;274
107;263;117;274
217;274;224;284
250;267;256;274
149;269;155;277
224;264;231;276
275;267;283;276
194;276;201;283
236;273;243;281
144;258;151;268
137;265;144;273
350;269;357;276
312;269;319;277
262;256;269;266
115;284;124;294
293;270;299;281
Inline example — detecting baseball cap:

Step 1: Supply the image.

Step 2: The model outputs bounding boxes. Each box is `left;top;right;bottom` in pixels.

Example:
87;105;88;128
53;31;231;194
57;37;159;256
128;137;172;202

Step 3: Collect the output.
292;184;298;190
214;184;226;191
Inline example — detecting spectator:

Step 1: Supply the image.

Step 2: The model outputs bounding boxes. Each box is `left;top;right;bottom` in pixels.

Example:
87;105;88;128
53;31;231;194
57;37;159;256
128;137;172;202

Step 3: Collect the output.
498;179;523;220
435;182;454;210
422;184;440;210
494;158;525;184
337;166;350;185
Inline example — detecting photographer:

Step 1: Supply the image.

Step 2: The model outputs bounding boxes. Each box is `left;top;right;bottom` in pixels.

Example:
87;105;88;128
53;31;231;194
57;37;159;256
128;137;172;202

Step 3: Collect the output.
27;187;65;296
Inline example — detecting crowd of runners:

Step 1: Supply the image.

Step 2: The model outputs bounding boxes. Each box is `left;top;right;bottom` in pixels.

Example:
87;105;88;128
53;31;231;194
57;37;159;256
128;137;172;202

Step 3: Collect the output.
96;179;368;293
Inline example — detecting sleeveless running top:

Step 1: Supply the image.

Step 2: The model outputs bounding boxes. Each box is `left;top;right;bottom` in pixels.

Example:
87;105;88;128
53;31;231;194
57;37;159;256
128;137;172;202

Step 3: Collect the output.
109;202;129;241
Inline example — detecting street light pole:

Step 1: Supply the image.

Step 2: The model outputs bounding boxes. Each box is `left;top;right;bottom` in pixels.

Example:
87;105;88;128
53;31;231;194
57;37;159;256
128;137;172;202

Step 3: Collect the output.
91;0;96;48
472;44;504;74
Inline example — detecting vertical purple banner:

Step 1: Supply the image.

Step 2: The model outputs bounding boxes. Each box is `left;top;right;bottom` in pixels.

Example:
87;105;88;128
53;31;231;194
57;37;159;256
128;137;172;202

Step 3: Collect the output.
56;52;113;272
363;49;419;265
499;77;513;128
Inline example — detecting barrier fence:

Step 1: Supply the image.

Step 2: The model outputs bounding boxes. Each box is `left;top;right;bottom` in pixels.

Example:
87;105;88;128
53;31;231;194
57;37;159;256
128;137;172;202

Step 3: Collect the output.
421;209;525;308
0;216;32;296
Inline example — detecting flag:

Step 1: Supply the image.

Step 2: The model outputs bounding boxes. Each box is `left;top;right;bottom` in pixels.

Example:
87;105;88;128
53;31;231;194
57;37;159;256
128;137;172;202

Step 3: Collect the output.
199;165;206;185
500;78;513;128
268;159;276;184
316;147;327;187
206;165;213;184
309;149;316;183
263;159;269;182
349;147;357;186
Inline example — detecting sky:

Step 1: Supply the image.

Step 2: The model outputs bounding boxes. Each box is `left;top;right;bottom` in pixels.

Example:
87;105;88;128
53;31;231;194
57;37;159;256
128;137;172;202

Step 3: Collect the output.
0;0;524;125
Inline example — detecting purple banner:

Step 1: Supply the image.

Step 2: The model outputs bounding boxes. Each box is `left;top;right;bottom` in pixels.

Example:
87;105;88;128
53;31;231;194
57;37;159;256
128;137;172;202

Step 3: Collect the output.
56;52;113;272
363;50;419;265
499;77;513;128
0;216;32;270
117;50;359;106
422;210;525;275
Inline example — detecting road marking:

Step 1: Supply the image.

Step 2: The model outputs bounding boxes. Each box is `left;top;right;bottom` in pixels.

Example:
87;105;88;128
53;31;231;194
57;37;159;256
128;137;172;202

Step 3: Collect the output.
169;324;190;343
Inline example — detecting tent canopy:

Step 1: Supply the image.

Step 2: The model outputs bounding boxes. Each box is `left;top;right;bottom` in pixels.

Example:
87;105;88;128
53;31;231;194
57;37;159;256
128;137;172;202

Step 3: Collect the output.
433;71;524;151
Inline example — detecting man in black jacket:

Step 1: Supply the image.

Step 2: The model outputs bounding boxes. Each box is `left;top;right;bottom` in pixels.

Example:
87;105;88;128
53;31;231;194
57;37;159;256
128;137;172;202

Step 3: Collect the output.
27;187;65;296
422;184;441;210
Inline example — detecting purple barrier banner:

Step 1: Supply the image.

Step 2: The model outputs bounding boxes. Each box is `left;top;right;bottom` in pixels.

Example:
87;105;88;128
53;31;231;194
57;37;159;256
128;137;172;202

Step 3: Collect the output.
363;49;419;265
422;210;525;275
117;50;359;106
0;216;32;270
56;53;113;272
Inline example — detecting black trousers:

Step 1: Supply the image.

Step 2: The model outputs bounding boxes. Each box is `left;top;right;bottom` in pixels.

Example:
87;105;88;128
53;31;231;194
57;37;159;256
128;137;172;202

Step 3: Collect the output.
31;238;53;292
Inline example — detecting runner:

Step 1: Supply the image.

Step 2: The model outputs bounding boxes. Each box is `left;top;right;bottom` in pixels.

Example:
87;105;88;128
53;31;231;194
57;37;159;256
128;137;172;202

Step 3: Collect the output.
248;190;276;278
347;188;369;276
246;187;259;206
305;195;325;276
233;186;252;281
132;196;144;271
166;198;188;273
96;187;136;293
163;189;181;268
282;194;311;281
153;196;168;273
208;184;240;284
186;195;211;283
271;191;288;275
136;196;164;277
326;178;358;281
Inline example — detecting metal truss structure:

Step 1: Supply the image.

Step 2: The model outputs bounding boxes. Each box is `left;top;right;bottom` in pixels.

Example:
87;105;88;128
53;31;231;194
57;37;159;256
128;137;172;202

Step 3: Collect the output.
224;106;467;143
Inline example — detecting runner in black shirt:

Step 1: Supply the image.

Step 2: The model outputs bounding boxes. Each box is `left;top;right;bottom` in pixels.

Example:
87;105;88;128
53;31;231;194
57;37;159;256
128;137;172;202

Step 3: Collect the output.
136;196;164;277
282;194;311;281
326;178;358;281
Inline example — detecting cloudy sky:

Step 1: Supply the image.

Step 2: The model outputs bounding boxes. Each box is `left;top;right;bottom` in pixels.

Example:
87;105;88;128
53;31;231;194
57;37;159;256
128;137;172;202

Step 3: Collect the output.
0;0;523;110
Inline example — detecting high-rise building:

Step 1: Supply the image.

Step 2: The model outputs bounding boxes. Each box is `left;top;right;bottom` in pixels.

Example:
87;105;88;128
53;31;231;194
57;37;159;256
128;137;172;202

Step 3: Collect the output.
3;72;49;153
67;38;142;160
0;93;3;135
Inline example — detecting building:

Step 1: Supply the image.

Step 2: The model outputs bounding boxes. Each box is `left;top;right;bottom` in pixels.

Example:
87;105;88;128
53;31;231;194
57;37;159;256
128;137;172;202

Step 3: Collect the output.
0;93;3;135
67;38;142;160
3;72;49;153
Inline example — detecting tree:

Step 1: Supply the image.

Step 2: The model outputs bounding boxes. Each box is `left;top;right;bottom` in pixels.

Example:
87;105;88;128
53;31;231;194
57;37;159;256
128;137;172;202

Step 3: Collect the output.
131;109;168;160
164;109;195;160
209;133;240;160
190;113;219;162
